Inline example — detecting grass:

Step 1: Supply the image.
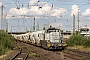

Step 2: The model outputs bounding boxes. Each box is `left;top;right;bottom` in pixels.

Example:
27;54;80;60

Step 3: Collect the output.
28;53;41;58
0;50;13;60
81;57;86;60
67;46;90;52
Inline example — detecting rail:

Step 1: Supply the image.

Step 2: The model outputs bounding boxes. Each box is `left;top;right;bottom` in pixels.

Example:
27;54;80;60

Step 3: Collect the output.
10;49;28;60
55;48;90;60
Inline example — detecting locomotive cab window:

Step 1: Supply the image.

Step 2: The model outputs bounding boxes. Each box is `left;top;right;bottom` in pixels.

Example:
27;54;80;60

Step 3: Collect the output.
46;28;60;33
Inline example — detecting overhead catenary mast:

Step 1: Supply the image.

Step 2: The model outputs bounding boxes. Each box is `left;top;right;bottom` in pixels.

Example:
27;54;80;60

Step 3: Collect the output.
78;9;80;33
33;17;35;31
1;5;8;32
1;5;3;30
36;21;39;31
73;14;75;35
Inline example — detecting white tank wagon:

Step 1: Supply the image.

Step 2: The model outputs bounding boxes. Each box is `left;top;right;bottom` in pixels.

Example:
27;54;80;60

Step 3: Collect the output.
14;34;23;41
14;32;31;42
33;30;45;46
29;32;36;44
21;33;31;42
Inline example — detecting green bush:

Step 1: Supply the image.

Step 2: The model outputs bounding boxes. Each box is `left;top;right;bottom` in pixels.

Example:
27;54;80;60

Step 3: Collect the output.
83;37;90;47
0;30;15;55
67;34;86;46
0;44;5;55
67;34;90;47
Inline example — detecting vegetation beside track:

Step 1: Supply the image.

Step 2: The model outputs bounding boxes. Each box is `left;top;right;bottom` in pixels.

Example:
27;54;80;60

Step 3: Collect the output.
67;34;90;47
0;30;15;56
67;34;90;52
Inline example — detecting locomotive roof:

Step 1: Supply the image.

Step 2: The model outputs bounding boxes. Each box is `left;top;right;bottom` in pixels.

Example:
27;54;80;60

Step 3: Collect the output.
47;27;60;30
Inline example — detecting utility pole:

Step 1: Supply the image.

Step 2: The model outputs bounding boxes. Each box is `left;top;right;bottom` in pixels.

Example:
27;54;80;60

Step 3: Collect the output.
30;20;32;31
6;19;8;32
4;14;8;32
1;5;3;30
36;21;39;31
1;5;8;32
11;26;12;35
18;20;19;32
55;19;56;23
73;14;75;35
78;9;80;33
48;21;49;28
33;17;35;31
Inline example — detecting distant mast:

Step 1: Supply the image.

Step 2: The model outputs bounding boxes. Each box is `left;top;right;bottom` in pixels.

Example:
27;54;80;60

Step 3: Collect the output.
1;5;3;30
78;9;80;33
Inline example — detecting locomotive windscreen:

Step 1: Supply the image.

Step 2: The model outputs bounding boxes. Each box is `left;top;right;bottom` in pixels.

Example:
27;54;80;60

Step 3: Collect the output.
47;30;60;33
46;28;60;33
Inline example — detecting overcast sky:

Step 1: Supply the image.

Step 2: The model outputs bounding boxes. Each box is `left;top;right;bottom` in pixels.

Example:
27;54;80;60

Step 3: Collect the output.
0;0;90;32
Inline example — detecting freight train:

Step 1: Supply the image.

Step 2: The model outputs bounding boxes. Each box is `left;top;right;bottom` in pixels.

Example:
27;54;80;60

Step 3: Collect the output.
14;27;67;50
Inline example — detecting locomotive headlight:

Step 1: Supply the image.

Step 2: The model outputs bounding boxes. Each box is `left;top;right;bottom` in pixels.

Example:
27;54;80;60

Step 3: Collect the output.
58;44;61;46
51;44;53;46
47;44;50;47
48;40;50;42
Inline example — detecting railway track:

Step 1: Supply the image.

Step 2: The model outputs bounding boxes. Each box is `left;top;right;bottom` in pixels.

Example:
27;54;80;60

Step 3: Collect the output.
10;49;28;60
33;52;53;60
67;48;90;59
28;40;90;60
12;41;90;60
55;48;90;60
10;41;61;60
56;52;82;60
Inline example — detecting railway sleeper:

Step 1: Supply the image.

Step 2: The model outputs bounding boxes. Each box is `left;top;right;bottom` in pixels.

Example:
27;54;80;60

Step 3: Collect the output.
15;54;28;60
64;54;81;60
